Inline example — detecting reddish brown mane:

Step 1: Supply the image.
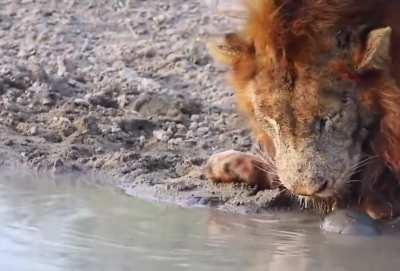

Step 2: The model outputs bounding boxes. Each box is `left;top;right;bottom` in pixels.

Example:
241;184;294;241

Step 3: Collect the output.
243;0;383;61
213;0;400;218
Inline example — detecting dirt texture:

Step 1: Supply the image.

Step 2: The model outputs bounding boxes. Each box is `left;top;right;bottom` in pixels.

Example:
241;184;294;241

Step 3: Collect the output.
0;0;296;214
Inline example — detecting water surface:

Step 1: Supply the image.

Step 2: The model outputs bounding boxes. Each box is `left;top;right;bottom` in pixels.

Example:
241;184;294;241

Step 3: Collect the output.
0;169;399;271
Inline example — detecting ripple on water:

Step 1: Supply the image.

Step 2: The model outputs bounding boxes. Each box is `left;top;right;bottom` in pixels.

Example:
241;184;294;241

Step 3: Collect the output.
0;169;400;271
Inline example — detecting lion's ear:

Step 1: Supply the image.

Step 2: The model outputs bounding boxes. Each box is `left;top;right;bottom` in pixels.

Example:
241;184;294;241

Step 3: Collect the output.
207;33;252;65
357;27;392;73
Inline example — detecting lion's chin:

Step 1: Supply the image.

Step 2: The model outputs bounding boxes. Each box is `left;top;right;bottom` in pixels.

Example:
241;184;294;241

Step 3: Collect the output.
293;186;345;214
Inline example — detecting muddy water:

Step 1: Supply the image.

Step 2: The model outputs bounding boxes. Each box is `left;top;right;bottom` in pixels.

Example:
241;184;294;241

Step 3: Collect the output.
0;170;400;271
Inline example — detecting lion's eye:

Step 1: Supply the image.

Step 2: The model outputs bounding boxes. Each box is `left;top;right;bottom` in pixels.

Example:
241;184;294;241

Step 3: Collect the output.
315;112;341;134
315;117;328;134
336;28;352;50
341;95;351;104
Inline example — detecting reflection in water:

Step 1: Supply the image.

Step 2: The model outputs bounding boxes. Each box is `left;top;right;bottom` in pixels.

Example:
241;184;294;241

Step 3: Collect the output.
0;168;399;271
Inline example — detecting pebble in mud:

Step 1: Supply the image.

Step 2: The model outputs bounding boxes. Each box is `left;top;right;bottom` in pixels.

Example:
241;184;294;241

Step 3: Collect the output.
86;92;119;108
321;210;380;236
117;118;157;136
133;93;201;120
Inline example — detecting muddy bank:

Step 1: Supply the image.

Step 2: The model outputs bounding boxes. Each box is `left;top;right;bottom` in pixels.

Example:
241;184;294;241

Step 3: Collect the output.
0;0;299;214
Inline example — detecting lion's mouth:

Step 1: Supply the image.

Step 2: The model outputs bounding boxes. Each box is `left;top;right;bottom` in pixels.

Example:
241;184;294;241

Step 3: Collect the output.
288;179;333;198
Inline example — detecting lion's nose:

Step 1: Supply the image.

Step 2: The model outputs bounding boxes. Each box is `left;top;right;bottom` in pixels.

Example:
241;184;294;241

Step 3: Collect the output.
292;179;328;196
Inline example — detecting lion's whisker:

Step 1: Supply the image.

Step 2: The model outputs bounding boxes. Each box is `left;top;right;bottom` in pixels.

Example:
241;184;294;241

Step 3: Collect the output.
253;164;278;177
350;155;378;171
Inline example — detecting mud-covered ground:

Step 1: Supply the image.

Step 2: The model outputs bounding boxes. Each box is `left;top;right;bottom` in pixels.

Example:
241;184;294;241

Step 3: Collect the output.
0;0;295;214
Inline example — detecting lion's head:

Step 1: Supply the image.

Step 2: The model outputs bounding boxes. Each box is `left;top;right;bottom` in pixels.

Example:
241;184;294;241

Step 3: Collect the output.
208;0;400;203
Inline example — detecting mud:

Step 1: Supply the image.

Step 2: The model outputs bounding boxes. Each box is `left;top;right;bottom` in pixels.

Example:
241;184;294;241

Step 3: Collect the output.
0;0;299;214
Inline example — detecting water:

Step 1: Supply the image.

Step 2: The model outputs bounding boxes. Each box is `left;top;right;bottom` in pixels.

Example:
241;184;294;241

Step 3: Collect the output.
1;169;400;271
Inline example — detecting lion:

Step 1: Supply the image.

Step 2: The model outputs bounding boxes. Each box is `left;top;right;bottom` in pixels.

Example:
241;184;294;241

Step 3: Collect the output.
205;0;400;220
